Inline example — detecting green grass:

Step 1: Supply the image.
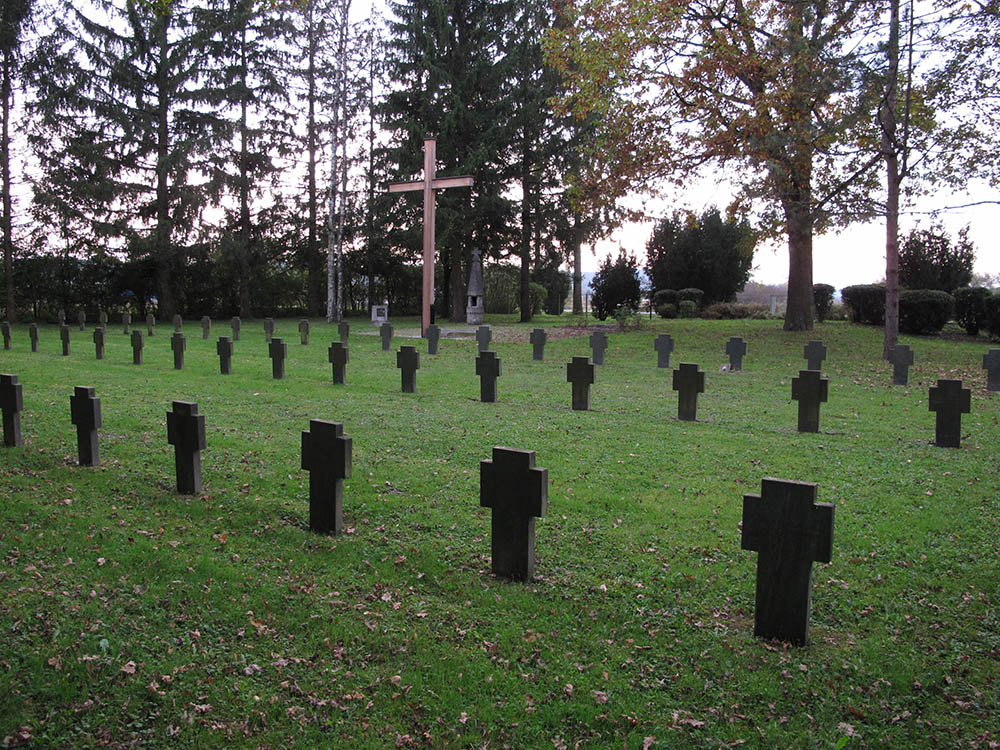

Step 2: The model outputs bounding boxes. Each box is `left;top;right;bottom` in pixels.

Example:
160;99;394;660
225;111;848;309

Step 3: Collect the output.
0;316;997;748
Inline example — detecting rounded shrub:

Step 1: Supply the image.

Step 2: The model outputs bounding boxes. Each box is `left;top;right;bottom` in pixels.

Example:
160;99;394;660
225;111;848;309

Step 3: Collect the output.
841;284;886;325
952;286;992;336
678;288;704;309
656;303;678;319
984;295;1000;341
653;289;679;309
813;283;835;322
898;289;954;335
678;299;697;318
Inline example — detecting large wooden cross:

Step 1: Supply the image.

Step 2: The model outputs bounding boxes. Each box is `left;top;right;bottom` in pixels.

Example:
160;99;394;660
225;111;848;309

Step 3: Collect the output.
388;137;473;335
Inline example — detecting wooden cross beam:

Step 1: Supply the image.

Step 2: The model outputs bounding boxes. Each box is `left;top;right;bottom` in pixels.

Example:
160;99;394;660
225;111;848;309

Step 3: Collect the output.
387;137;473;335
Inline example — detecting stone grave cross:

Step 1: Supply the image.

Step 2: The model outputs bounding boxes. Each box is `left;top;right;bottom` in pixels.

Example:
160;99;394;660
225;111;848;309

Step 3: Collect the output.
983;348;1000;392
60;324;71;356
476;325;492;353
791;369;829;433
0;373;23;446
201;316;211;339
328;342;348;385
425;323;441;355
130;330;144;364
928;378;971;448
725;337;747;371
741;477;834;646
269;338;287;379
530;328;546;361
672;363;705;421
264;317;275;342
231;316;241;341
589;331;609;365
122;312;131;335
397;345;420;393
299;319;310;345
301;419;352;535
172;314;182;332
217;337;233;375
654;334;674;369
78;310;86;330
1;321;10;350
566;356;595;411
146;313;155;336
166;400;206;494
476;350;501;403
889;344;914;386
380;322;393;351
804;340;826;371
171;332;186;370
338;321;350;343
70;386;101;466
387;137;474;335
480;446;548;581
29;324;38;352
93;327;105;360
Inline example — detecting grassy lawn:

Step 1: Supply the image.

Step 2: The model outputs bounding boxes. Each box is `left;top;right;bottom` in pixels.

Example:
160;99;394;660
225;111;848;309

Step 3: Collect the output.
1;315;997;748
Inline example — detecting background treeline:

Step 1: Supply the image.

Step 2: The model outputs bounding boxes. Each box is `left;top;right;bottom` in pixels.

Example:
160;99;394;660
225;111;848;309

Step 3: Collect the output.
1;0;615;322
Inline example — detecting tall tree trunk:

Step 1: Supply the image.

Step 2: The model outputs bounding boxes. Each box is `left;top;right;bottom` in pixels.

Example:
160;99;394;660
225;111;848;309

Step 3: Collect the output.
154;16;174;317
881;0;901;358
237;25;252;318
326;0;350;323
1;48;14;321
519;153;532;322
572;213;582;314
365;35;377;311
783;196;815;331
305;1;322;317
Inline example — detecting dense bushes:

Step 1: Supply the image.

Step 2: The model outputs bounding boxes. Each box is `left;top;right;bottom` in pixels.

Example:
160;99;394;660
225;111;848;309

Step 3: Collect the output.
952;286;991;336
813;284;835;322
898;290;954;334
841;284;886;325
590;250;641;320
678;288;705;309
985;296;1000;340
702;302;769;319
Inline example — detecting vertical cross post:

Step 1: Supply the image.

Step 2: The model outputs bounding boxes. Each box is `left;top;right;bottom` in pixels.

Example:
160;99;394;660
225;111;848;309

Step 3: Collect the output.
146;313;155;337
70;385;101;466
530;328;546;361
171;332;186;370
566;356;595;411
889;345;914;386
654;334;674;369
476;325;492;353
172;314;182;332
380;322;393;352
299;319;310;345
269;338;287;379
217;337;233;375
29;324;38;352
397;345;419;393
77;311;86;330
387;137;474;335
231;316;241;341
166;400;206;494
982;349;1000;392
725;337;747;371
1;321;10;350
98;311;107;327
328;342;348;385
201;316;211;339
928;378;971;448
301;420;352;534
804;340;826;371
589;331;608;365
57;310;65;325
0;373;23;447
476;350;501;403
338;321;350;343
122;312;131;335
425;324;441;355
59;324;70;356
791;370;829;433
480;447;548;581
741;477;834;646
672;363;705;421
130;330;144;365
93;327;105;360
264;318;274;342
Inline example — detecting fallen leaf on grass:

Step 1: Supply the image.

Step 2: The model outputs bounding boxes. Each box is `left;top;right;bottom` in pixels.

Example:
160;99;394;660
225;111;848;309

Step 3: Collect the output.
121;661;136;675
591;690;608;704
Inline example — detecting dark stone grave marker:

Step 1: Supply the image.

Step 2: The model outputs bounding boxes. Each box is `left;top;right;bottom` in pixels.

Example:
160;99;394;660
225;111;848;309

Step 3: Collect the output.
530;328;546;361
338;321;349;343
171;332;186;370
98;311;107;326
983;349;1000;392
166;400;206;494
480;446;548;581
301;419;352;534
264;318;274;342
726;337;747;371
476;350;501;403
57;310;65;325
566;356;595;411
672;363;705;421
328;342;348;384
172;314;182;332
397;346;419;392
1;321;10;350
131;330;144;364
77;311;86;330
93;327;105;360
741;477;834;646
928;379;971;448
201;316;211;339
889;345;914;386
298;319;310;345
216;337;233;375
791;369;829;433
0;373;23;446
269;338;287;379
476;325;492;352
231;316;241;341
146;313;155;336
589;331;608;365
654;334;674;368
122;312;131;334
70;385;101;466
804;340;826;371
29;324;38;352
60;324;71;356
380;322;393;351
425;324;441;355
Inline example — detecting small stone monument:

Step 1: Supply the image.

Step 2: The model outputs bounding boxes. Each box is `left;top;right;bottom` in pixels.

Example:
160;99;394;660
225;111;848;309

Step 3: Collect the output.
480;446;548;581
217;337;233;375
567;356;595;411
201;316;211;339
264;318;274;342
371;303;388;326
741;477;834;646
928;379;971;448
725;337;747;371
77;310;85;331
328;342;348;385
672;363;705;421
231;316;241;341
425;324;441;355
379;322;393;351
982;349;1000;392
28;324;38;353
338;321;349;343
475;325;491;353
1;321;10;350
803;340;826;371
146;313;155;336
589;331;608;365
57;310;65;325
171;331;186;370
0;373;23;446
476;350;501;403
122;312;131;334
889;345;914;386
654;334;674;369
98;311;107;326
130;330;144;365
59;324;71;356
166;400;206;494
92;327;105;360
70;386;101;466
269;338;287;379
299;318;310;345
397;346;419;393
466;249;485;325
301;419;352;535
791;370;829;433
530;328;546;361
172;314;182;332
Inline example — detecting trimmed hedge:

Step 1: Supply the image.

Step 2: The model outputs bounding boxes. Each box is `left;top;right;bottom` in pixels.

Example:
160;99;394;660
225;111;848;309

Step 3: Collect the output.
841;284;886;325
952;286;992;336
653;289;679;317
813;284;835;322
985;295;1000;340
678;300;697;318
898;289;954;335
656;303;678;319
678;288;704;309
702;302;770;320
